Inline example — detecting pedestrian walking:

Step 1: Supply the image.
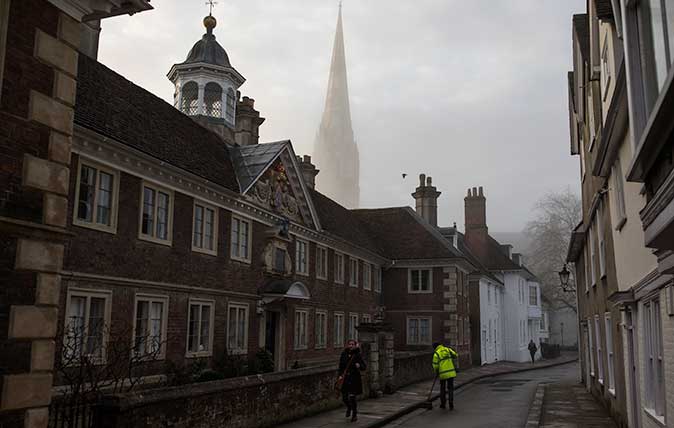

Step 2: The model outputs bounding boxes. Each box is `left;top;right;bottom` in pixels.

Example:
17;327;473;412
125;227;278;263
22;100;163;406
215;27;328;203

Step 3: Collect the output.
338;339;367;422
432;342;458;410
528;339;537;364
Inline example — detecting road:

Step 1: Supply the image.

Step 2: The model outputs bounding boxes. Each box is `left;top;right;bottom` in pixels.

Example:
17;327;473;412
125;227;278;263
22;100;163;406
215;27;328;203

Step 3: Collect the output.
385;363;578;428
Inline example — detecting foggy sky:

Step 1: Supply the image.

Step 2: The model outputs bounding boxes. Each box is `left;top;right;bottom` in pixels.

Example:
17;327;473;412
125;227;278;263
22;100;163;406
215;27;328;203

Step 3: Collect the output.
98;0;584;232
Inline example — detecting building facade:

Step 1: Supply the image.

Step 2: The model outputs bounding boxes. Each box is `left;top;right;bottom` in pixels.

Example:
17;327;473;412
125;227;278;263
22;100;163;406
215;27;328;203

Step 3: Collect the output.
566;1;673;426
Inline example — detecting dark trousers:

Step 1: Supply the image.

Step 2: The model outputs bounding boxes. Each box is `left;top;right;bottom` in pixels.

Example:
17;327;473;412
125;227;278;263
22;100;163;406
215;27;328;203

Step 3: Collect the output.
530;350;536;363
342;391;357;413
439;378;454;407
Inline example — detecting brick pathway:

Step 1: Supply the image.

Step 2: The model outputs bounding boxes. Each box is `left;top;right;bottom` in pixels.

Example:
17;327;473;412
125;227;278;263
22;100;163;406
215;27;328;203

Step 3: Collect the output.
278;353;578;428
538;383;617;428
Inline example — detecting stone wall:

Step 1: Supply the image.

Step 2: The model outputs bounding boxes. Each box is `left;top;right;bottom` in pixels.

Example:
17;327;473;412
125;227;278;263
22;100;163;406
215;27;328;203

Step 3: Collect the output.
95;365;342;428
393;351;434;389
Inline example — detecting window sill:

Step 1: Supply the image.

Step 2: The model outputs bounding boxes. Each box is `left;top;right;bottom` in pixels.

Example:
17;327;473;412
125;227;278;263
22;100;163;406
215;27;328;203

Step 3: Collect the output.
185;351;213;359
227;349;247;356
73;220;118;235
296;271;309;277
316;275;328;281
192;246;218;257
138;234;173;247
598;378;604;385
349;283;358;288
408;290;433;294
231;256;252;264
315;345;327;350
335;280;344;285
615;217;627;231
294;346;308;351
363;287;372;292
644;408;666;426
608;388;616;397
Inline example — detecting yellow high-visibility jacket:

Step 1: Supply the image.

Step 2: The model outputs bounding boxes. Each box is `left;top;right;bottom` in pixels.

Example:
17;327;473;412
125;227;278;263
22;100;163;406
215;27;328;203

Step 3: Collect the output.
432;345;458;380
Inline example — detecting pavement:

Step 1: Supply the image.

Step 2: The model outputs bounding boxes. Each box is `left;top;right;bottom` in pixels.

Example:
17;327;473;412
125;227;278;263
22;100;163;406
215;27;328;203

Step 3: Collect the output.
277;353;578;428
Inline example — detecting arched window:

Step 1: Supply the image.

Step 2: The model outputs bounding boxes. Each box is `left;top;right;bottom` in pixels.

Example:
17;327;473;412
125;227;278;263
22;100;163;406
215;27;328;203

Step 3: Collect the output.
180;81;198;115
204;82;223;118
226;88;236;124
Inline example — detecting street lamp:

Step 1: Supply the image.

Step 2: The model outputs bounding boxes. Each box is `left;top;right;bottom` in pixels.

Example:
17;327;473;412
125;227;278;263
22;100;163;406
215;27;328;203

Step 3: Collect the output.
558;264;574;292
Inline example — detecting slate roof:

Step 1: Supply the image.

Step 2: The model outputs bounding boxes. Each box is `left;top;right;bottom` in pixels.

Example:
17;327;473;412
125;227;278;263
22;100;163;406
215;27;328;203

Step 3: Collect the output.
309;189;382;253
183;32;230;67
439;228;503;285
229;141;288;192
352;208;463;260
75;54;240;192
484;235;522;270
573;14;590;60
596;0;614;20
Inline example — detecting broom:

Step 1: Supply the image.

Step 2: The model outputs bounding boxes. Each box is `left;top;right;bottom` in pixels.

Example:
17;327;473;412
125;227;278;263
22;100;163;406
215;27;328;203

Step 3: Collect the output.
420;375;438;410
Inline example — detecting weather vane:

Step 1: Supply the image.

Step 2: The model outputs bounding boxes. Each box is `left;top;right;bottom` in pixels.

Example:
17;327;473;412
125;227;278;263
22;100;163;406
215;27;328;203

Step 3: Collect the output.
206;0;217;15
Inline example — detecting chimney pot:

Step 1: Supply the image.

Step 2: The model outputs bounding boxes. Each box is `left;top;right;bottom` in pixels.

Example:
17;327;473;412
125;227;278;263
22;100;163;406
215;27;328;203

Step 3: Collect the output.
419;174;426;187
303;155;311;163
427;176;432;186
479;186;484;196
472;187;477;196
467;188;471;197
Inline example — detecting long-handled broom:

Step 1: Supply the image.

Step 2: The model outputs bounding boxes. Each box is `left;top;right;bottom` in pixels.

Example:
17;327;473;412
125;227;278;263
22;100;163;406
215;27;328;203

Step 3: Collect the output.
420;375;438;410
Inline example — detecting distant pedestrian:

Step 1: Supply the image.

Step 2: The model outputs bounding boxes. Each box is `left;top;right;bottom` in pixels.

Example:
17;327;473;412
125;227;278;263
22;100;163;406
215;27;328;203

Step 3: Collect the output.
338;339;367;422
432;342;459;410
528;339;537;364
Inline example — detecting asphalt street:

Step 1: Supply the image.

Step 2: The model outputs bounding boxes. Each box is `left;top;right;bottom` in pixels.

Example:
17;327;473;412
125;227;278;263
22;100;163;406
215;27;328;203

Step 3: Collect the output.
385;363;578;428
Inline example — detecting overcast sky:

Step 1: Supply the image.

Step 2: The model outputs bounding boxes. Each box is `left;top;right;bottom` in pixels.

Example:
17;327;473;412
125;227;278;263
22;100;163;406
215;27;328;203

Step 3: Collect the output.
98;0;584;232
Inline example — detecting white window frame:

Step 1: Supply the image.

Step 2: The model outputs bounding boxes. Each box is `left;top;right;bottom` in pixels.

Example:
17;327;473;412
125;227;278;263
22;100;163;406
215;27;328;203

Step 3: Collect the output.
335;252;345;284
192;200;218;256
529;285;538;306
408;268;433;294
589;222;597;286
295;239;309;276
594;315;604;384
132;293;169;360
605;312;615;395
334;312;345;348
294;308;309;350
643;298;665;419
315;310;327;349
226;302;249;355
316;246;328;280
406;316;432;345
138;181;173;246
186;298;215;358
612;159;627;229
230;215;252;263
348;312;359;341
363;263;372;291
349;258;359;287
73;158;120;234
362;313;371;324
597;201;606;278
63;288;112;365
601;37;612;100
374;265;382;293
588;317;596;376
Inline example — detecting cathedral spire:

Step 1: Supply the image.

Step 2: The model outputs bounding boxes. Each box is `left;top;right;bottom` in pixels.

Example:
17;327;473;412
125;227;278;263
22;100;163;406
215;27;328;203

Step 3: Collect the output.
313;4;360;208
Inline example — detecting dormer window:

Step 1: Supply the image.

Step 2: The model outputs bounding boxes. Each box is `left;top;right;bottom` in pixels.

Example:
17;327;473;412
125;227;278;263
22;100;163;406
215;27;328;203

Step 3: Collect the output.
226;88;236;124
204;82;222;117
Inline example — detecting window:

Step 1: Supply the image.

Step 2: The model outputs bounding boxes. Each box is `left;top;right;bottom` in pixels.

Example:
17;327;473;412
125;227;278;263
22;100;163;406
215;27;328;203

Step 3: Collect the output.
487;285;491;304
274;246;287;272
295;239;308;276
374;266;382;293
227;303;248;355
588;81;597;149
644;299;665;417
363;263;372;290
133;294;168;359
74;161;119;233
605;313;615;394
139;183;172;244
315;310;327;349
540;314;547;331
231;216;251;262
601;39;612;98
408;269;432;293
362;313;371;324
407;317;431;345
529;285;538;306
225;88;236;124
335;252;345;284
588;318;596;376
294;309;308;350
612;159;627;227
589;223;597;286
597;201;606;278
316;246;328;280
594;315;604;384
187;300;214;357
334;312;345;347
203;82;222;118
349;258;359;287
192;201;218;255
64;289;111;363
348;313;359;341
181;81;198;115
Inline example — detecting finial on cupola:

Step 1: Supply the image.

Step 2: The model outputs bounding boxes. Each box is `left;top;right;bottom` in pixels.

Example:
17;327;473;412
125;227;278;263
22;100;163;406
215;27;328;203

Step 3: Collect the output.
204;0;218;34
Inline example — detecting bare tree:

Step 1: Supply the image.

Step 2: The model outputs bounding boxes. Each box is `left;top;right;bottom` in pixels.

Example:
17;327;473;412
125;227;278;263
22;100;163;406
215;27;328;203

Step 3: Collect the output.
523;188;581;313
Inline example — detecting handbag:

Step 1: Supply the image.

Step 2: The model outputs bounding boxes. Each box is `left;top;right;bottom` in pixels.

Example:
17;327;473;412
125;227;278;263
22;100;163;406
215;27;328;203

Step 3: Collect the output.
334;354;356;394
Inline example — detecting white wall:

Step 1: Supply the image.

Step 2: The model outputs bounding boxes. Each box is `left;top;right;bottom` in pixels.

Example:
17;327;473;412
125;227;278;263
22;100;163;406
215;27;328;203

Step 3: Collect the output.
501;272;542;362
479;277;504;364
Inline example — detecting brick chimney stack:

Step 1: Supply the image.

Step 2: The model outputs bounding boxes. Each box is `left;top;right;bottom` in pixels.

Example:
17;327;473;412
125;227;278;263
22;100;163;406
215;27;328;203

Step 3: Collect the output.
297;155;319;189
464;186;489;262
235;95;266;146
412;173;441;227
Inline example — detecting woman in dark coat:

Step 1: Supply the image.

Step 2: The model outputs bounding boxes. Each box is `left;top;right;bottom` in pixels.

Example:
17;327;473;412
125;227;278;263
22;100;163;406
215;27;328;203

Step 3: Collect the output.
338;339;367;422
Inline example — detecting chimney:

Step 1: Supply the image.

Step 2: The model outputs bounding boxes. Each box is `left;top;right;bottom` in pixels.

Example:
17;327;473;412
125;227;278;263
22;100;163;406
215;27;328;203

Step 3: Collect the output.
296;155;319;189
235;95;266;146
464;186;488;262
411;174;441;227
